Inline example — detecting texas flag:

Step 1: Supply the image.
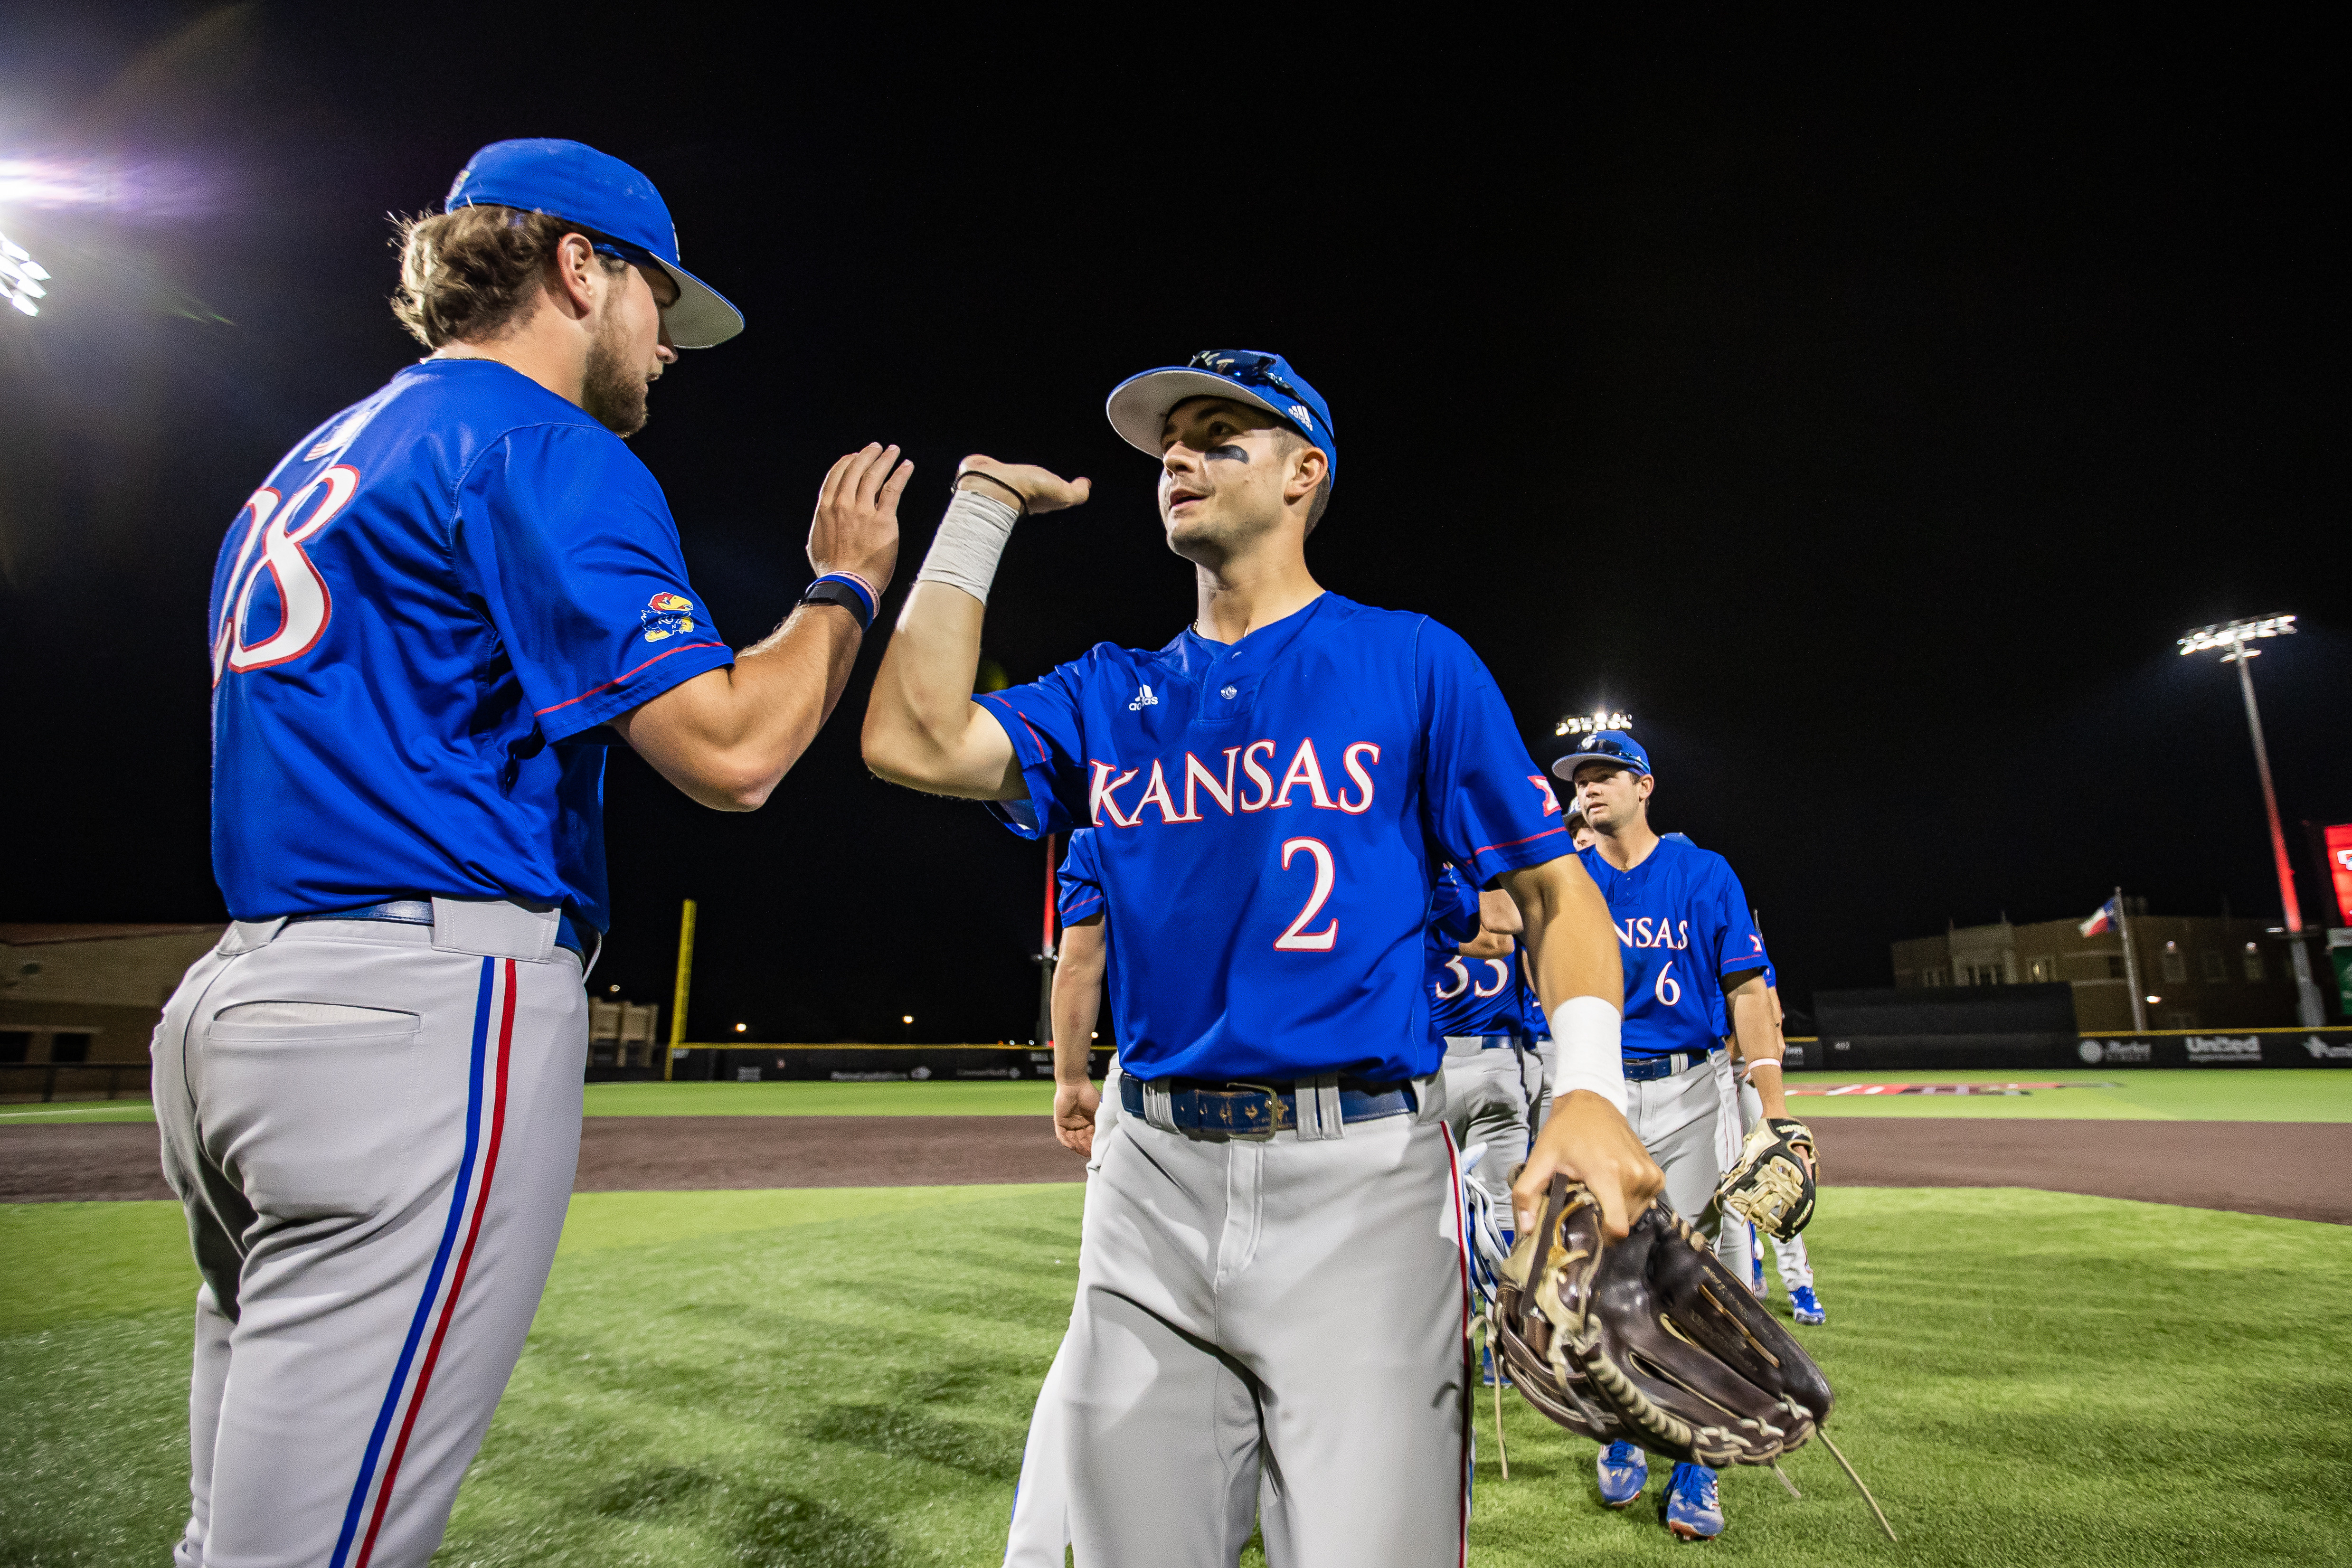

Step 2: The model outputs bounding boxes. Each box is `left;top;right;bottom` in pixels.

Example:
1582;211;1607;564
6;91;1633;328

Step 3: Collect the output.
2078;896;2121;937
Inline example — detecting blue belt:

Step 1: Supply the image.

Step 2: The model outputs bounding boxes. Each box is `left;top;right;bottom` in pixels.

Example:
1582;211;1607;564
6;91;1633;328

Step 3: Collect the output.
1623;1048;1720;1082
285;899;587;960
1468;1033;1531;1051
1119;1073;1416;1137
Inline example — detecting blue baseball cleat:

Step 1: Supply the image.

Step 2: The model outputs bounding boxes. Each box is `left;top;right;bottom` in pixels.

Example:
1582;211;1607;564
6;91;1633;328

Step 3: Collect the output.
1662;1461;1724;1540
1596;1441;1647;1507
1790;1285;1826;1325
1481;1343;1512;1388
1750;1244;1766;1297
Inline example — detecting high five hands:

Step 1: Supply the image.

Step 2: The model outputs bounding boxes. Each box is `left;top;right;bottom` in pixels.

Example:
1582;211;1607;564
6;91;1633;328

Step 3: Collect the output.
956;455;1092;515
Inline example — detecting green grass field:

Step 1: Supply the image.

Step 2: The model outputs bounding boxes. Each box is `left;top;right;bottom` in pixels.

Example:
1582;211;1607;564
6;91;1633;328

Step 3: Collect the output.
15;1067;2346;1125
5;1184;2349;1567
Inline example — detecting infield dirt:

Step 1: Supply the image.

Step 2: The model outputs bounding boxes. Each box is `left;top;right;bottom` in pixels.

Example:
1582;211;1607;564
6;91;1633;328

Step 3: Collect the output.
6;1115;2346;1222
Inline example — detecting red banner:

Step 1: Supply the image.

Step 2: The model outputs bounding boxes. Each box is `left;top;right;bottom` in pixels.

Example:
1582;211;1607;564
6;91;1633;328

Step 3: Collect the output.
2327;822;2352;927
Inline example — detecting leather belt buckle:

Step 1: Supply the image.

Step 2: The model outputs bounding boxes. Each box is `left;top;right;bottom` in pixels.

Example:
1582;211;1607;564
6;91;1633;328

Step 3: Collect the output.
1215;1082;1285;1140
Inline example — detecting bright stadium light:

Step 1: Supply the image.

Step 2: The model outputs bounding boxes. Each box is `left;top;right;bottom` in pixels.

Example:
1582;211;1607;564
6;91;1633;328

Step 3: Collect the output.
2178;610;2324;1025
0;233;50;317
1556;710;1633;737
2178;614;2296;658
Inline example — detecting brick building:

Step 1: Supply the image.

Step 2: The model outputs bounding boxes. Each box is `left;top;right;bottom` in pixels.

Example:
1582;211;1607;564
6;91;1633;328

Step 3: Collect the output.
1;924;225;1067
1890;908;2311;1030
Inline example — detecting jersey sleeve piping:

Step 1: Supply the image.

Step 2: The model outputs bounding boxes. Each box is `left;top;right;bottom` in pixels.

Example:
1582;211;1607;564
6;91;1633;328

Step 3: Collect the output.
533;639;733;742
1471;823;1569;858
975;691;1063;841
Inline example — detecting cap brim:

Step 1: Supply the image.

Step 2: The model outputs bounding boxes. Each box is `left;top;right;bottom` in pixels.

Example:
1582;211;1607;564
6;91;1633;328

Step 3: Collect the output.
1105;368;1301;459
652;258;743;349
1550;752;1651;783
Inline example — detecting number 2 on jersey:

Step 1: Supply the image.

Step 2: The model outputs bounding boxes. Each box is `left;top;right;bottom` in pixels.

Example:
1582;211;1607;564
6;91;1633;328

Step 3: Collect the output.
1274;837;1338;951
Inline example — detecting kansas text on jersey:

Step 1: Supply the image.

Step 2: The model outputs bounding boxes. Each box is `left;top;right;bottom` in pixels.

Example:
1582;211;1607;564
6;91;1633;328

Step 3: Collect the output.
1577;836;1767;1059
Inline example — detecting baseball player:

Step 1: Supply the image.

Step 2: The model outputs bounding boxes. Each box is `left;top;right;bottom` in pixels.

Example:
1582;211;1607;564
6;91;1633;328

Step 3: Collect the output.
1428;863;1546;1211
1551;730;1787;1542
861;349;1659;1565
1007;828;1152;1567
1738;963;1825;1323
152;139;904;1568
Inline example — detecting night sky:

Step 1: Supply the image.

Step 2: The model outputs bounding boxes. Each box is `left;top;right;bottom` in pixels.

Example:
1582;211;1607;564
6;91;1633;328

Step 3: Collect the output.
4;8;2343;1041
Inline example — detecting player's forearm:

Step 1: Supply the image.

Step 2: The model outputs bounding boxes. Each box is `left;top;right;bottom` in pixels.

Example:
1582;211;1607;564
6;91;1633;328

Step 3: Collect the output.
1503;855;1629;1115
1477;886;1524;936
860;582;1020;798
1050;951;1106;1083
1729;982;1788;1117
1050;994;1100;1085
614;604;863;811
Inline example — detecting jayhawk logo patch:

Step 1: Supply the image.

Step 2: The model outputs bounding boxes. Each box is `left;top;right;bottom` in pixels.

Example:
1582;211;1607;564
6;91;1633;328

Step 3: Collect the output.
642;592;697;643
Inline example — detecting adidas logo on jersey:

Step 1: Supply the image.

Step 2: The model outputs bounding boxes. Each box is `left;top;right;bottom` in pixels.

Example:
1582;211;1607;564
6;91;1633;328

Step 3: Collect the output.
1128;684;1159;711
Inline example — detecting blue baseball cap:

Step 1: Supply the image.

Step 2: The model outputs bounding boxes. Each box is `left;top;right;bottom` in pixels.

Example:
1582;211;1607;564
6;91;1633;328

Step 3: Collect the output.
1551;729;1653;783
1105;350;1337;482
445;139;743;349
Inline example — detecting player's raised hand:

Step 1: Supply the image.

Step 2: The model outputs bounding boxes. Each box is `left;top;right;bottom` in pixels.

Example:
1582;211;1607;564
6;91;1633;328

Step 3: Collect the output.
1514;1091;1663;1241
810;442;909;592
956;455;1092;516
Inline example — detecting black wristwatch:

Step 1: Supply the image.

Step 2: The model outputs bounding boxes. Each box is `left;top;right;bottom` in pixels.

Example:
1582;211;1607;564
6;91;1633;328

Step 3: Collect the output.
799;577;873;631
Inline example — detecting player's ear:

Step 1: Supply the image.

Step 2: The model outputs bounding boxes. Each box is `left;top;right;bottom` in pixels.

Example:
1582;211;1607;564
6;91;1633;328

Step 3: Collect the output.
548;233;600;319
1282;441;1328;506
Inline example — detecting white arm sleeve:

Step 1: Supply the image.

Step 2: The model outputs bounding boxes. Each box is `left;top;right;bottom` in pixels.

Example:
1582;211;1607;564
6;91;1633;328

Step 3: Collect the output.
1546;994;1628;1116
913;489;1020;605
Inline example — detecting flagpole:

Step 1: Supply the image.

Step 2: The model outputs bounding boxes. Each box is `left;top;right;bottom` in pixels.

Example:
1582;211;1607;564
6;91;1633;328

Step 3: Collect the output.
2115;886;2148;1033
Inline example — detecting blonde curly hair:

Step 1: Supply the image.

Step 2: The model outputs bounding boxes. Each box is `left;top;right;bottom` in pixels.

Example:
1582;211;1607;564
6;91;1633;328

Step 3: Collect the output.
389;205;624;349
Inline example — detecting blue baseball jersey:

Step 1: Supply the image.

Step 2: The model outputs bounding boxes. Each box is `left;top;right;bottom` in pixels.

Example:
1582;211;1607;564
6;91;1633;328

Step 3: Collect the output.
1577;836;1767;1059
206;359;733;930
1426;865;1542;1040
980;594;1568;1083
1057;829;1105;925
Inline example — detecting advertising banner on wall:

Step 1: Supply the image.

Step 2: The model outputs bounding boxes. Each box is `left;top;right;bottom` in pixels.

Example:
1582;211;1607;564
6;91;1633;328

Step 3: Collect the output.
2326;822;2352;926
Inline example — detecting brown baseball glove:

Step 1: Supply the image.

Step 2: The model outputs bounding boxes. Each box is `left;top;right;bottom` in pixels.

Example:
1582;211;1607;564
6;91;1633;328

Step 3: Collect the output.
1716;1116;1819;1240
1492;1176;1832;1468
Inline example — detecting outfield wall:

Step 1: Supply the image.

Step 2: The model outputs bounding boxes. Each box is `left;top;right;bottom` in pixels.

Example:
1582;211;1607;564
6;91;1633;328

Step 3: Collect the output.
659;1044;1118;1084
1784;1026;2352;1070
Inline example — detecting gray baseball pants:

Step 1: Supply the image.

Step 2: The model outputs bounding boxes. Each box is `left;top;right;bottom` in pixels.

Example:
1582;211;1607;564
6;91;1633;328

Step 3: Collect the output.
1440;1037;1537;1207
1027;1073;1469;1568
1006;1058;1138;1568
151;907;586;1568
1624;1051;1748;1276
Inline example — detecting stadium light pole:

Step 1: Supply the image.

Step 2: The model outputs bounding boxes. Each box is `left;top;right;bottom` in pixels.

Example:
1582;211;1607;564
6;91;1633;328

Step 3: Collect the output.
2178;614;2324;1026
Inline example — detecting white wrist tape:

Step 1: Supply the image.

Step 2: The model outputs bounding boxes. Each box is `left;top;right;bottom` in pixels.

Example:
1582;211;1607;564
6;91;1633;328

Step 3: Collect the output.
1548;995;1628;1115
914;489;1020;605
